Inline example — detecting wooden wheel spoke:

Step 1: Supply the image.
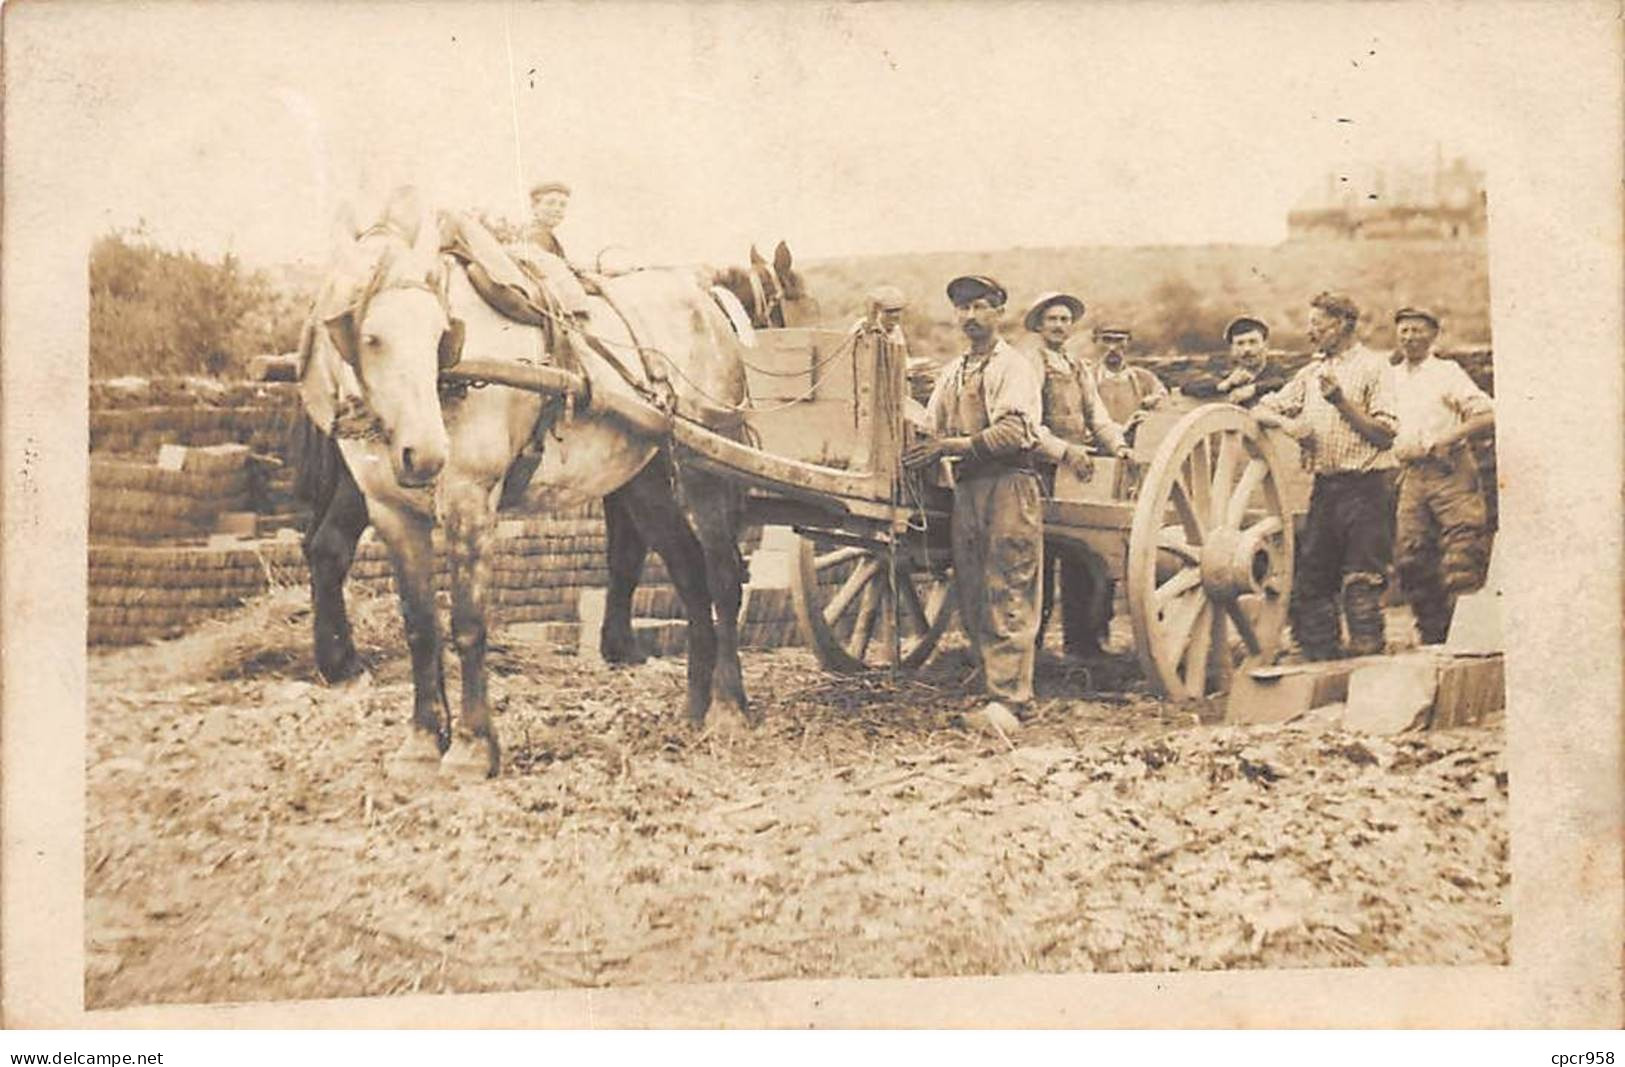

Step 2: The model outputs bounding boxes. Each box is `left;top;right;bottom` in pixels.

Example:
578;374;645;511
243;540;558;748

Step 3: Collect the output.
1168;480;1205;545
1226;597;1263;655
897;572;931;634
1226;458;1268;527
1210;605;1234;690
1179;601;1214;687
822;556;880;626
1242;515;1284;543
1183;439;1213;525
1158;526;1200;564
1209;435;1240;528
815;545;868;572
846;582;879;659
1155;567;1203;608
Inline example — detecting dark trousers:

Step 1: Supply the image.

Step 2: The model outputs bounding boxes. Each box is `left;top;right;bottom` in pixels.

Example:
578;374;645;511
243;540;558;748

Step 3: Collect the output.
1038;543;1113;655
1292;469;1395;657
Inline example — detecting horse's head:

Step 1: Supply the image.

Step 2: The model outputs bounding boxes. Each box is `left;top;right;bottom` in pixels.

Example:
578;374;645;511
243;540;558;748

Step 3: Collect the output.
718;241;819;329
315;189;457;489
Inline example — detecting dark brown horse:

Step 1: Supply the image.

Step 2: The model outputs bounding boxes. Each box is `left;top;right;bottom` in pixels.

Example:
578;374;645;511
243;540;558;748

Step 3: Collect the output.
294;190;755;780
597;240;818;664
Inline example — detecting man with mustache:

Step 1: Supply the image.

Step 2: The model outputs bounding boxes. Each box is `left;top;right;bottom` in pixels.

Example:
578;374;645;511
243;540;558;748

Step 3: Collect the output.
1255;292;1398;659
1023;291;1130;658
1385;306;1495;644
1180;315;1288;406
1090;326;1168;427
903;275;1044;733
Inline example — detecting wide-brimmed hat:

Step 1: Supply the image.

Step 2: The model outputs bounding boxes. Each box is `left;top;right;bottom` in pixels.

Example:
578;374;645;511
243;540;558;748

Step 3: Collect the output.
1224;315;1270;342
1022;292;1086;332
946;274;1007;308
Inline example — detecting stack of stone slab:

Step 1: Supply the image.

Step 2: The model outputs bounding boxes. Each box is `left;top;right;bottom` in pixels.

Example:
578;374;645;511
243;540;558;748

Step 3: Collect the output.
89;445;257;543
1228;552;1506;732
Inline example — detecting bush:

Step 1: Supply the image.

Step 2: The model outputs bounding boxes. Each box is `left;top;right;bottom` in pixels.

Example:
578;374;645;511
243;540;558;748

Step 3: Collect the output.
89;228;307;380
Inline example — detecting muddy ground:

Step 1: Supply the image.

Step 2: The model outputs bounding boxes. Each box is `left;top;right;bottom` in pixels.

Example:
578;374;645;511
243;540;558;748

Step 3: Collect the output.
86;587;1508;1010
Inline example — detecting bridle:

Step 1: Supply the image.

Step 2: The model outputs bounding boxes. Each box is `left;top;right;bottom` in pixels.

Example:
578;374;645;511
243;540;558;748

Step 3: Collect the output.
747;262;785;329
326;227;458;439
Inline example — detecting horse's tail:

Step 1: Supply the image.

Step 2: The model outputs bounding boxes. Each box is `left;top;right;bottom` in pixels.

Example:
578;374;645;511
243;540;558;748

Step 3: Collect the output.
289;406;343;510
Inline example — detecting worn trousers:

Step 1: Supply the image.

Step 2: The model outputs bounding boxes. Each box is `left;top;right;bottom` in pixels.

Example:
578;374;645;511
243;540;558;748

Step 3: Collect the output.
1395;451;1490;643
1039;543;1114;654
953;469;1043;705
1292;469;1394;657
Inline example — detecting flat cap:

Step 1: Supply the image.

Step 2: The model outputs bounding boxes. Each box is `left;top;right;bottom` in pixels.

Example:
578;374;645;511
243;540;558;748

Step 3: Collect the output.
1022;292;1086;332
1093;326;1132;342
868;285;907;312
529;180;572;199
1310;291;1360;323
946;274;1007;308
1224;315;1271;342
1393;306;1440;329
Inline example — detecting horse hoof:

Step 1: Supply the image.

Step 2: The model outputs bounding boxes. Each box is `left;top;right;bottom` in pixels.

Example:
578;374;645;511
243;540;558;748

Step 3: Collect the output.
441;737;499;782
336;669;374;692
383;734;442;781
699;701;752;740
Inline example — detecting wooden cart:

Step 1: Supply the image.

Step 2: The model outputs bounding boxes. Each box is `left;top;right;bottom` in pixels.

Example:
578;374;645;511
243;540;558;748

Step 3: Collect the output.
669;327;1313;701
448;323;1309;699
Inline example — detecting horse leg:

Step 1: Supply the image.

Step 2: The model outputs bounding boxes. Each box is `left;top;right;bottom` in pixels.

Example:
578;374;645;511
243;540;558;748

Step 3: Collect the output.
680;468;752;728
619;459;716;725
303;464;369;683
374;507;451;775
440;479;502;779
600;487;649;665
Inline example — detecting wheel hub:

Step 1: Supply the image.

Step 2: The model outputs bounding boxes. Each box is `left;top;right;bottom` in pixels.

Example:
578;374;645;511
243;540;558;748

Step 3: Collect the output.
1199;525;1279;601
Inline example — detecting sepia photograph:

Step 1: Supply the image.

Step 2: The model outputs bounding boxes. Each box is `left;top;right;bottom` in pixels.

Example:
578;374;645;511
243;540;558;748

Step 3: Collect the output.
2;0;1621;1032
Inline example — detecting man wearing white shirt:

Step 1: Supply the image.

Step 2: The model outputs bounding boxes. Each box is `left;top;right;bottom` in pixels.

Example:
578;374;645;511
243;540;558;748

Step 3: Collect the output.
1386;306;1495;644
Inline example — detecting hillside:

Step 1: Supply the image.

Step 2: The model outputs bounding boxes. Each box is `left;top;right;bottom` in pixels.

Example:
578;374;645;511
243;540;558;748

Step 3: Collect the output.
799;238;1491;365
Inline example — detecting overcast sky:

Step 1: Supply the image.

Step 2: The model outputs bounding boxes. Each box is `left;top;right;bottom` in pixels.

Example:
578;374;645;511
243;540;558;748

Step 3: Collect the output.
54;1;1506;269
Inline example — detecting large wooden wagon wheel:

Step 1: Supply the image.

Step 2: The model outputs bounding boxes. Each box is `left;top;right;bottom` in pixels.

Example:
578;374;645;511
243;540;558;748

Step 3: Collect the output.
790;535;955;672
1126;404;1294;700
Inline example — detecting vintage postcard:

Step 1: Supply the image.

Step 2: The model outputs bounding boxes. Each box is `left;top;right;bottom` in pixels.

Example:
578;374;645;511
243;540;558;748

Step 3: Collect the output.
2;0;1620;1030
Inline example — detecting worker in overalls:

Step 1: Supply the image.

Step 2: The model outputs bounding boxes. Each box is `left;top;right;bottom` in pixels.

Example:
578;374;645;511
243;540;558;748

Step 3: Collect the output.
903;275;1044;733
1385;306;1495;644
1023;291;1131;659
1090;326;1168;428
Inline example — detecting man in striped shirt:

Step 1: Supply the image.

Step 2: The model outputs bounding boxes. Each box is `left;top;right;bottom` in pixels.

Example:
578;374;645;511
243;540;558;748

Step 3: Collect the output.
1255;292;1398;659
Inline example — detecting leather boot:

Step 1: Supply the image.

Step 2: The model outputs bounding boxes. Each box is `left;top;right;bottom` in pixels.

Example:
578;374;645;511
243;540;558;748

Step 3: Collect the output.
1343;575;1387;656
1292;596;1343;660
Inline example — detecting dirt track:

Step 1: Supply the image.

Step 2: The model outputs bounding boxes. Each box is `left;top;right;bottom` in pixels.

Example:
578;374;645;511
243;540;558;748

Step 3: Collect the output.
86;590;1508;1009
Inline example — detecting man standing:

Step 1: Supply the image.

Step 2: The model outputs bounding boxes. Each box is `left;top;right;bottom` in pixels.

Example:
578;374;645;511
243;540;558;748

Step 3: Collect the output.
527;180;573;258
1255;292;1398;659
903;275;1044;731
1023;291;1131;658
1090;326;1169;426
1386;307;1495;644
1181;315;1288;406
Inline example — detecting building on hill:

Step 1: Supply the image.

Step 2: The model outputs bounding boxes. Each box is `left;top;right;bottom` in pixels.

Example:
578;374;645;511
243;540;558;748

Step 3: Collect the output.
1287;153;1485;241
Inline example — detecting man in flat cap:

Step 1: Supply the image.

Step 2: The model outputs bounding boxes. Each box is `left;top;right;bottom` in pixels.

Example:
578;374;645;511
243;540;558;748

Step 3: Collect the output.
1181;316;1288;406
903;275;1044;731
1255;292;1398;659
1023;291;1130;658
1385;306;1495;644
513;179;591;319
1091;326;1169;427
